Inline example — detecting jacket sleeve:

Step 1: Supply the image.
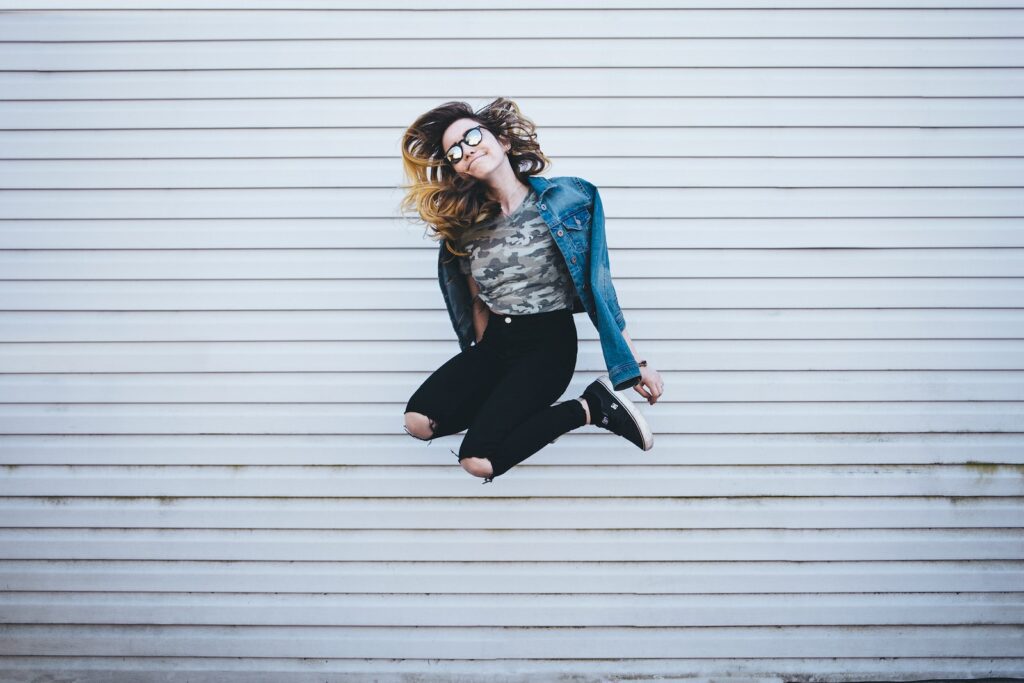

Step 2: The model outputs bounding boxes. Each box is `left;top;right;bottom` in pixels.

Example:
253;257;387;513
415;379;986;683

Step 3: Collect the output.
588;182;628;332
438;239;475;350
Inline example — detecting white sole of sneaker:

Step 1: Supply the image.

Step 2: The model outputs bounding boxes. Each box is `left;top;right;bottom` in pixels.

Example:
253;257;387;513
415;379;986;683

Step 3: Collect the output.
596;375;654;451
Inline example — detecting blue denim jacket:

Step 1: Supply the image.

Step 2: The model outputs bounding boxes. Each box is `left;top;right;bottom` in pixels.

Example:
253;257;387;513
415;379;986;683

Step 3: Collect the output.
437;175;641;391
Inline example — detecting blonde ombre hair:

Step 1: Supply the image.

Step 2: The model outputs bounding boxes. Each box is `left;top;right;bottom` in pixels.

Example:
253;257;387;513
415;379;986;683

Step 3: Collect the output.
399;97;550;257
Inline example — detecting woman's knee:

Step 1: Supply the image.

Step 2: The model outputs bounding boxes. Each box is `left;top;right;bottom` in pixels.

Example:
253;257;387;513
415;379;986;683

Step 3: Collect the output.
404;411;435;440
460;456;494;478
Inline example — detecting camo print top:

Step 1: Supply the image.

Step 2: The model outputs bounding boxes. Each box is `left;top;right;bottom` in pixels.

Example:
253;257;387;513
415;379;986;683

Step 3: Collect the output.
456;187;576;315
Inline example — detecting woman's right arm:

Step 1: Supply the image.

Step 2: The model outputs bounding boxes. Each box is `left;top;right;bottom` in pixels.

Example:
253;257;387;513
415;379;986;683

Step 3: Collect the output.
466;273;489;343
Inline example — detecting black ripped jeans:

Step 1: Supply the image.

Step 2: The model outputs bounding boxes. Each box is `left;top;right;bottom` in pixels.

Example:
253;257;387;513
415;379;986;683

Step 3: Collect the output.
404;307;587;482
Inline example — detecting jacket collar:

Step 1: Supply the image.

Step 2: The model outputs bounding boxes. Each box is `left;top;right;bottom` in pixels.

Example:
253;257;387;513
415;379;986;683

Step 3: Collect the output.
526;175;556;199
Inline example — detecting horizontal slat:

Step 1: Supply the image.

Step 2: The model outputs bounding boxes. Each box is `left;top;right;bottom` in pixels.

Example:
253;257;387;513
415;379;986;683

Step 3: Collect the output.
10;0;1024;7
4;220;1024;250
3;128;1021;158
4;189;1024;222
1;497;1020;529
1;247;1023;279
2;40;1022;71
4;370;1022;403
0;659;1018;683
3;592;1021;627
5;9;1022;40
4;69;1023;100
0;656;1020;683
4;278;1024;309
0;528;1020;561
2;433;1020;467
1;465;1022;498
3;310;1023;342
2;559;1019;594
0;403;1021;436
0;623;1021;658
7;158;1024;189
3;98;1024;129
2;340;1022;372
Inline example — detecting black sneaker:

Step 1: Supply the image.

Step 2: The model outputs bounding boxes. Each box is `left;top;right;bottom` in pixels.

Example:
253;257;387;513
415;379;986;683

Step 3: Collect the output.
582;376;654;451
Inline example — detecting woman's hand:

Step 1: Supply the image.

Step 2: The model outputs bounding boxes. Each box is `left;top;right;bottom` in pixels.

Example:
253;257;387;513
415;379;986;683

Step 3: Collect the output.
633;365;664;405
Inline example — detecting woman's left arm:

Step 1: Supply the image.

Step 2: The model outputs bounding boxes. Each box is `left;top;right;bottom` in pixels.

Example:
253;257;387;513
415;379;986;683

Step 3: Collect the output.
583;178;664;405
620;328;664;405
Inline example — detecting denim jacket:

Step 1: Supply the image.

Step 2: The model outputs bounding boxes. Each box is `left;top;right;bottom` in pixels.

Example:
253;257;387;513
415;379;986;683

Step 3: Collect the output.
437;175;641;391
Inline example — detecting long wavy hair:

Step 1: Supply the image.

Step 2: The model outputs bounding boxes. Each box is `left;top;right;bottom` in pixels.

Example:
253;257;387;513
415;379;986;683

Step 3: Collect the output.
399;97;550;257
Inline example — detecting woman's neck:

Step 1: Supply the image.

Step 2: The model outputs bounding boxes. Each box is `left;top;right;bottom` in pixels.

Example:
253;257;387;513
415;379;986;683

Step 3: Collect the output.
484;171;529;216
499;185;529;217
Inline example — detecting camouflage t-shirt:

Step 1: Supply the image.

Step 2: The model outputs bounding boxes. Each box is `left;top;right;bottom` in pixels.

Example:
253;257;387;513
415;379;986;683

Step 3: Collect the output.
456;187;576;315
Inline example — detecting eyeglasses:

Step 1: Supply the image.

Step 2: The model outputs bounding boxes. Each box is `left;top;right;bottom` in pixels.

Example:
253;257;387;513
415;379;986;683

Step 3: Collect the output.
444;125;484;164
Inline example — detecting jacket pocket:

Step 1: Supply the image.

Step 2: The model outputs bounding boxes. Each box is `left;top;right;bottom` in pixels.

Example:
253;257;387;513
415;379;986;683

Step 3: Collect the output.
559;207;591;256
561;207;590;231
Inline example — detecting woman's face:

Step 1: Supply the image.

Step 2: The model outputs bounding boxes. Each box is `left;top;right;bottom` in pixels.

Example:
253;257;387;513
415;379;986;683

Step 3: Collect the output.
440;117;511;180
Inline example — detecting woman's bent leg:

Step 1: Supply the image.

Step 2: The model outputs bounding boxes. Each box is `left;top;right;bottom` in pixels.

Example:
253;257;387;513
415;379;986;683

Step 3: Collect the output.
459;331;581;480
482;398;587;478
404;340;498;442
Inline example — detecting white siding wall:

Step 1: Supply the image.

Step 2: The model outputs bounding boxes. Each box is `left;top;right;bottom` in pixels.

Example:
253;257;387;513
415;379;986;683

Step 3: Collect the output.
0;1;1022;681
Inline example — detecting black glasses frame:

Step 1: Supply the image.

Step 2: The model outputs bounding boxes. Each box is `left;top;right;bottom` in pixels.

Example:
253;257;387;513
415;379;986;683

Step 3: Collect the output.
444;126;484;164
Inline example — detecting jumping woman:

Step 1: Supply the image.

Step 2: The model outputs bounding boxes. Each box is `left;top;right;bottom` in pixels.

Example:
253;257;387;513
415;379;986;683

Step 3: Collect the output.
399;97;664;483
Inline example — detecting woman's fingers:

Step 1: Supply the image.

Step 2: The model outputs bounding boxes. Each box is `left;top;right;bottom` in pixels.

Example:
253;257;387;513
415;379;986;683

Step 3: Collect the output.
646;376;663;404
634;368;664;405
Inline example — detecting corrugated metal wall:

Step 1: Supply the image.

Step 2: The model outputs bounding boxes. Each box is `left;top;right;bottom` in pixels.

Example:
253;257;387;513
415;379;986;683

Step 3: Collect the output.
1;2;1022;681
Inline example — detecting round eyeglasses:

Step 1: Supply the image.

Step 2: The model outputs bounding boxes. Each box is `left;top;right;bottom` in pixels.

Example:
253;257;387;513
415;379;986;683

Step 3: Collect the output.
444;126;483;164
